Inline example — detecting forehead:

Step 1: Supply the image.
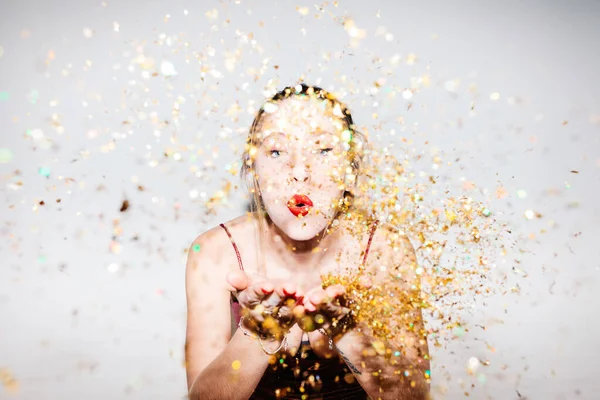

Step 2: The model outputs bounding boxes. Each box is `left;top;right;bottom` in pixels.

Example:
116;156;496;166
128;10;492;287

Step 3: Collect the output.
256;96;346;138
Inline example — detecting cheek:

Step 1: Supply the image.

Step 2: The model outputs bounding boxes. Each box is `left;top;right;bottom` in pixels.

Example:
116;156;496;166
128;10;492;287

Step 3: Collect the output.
255;166;286;198
314;162;345;184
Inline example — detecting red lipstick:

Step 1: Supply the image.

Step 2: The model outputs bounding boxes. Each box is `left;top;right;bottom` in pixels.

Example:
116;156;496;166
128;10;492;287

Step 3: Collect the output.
287;194;313;217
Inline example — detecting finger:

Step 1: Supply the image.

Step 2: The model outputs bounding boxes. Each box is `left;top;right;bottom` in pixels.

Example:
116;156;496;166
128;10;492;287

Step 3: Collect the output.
304;300;317;313
286;324;304;357
295;288;305;303
261;290;283;311
304;289;326;312
226;270;250;292
293;305;306;319
325;284;345;299
309;289;327;306
271;283;299;322
358;275;373;289
250;282;274;303
322;299;348;316
294;305;317;332
238;281;272;307
275;282;297;298
300;287;320;311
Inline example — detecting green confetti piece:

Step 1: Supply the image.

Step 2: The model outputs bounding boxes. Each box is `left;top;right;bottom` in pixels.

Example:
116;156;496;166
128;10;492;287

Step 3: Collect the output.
39;166;51;177
0;91;8;101
453;326;465;337
192;244;201;252
28;89;39;104
37;255;47;263
0;148;13;163
341;129;352;143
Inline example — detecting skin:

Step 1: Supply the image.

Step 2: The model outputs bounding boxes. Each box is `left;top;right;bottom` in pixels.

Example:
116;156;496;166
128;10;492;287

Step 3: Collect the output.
253;95;352;246
185;95;430;399
241;96;358;350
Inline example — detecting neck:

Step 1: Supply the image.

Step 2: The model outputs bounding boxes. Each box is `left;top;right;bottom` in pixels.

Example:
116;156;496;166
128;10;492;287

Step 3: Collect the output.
263;215;341;271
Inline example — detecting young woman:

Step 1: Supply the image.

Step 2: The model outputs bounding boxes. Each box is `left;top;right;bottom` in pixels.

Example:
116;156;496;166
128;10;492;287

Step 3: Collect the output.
185;84;430;399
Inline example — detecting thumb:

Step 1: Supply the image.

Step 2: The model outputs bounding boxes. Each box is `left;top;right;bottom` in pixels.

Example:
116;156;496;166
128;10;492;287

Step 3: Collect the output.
358;275;373;289
227;270;250;292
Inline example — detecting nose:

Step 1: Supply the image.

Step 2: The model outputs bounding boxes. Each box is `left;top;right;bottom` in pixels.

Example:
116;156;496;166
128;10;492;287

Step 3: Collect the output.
291;156;310;183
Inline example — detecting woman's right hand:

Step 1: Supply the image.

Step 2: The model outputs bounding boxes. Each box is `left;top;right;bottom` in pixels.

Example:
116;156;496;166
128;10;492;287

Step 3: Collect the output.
227;270;304;342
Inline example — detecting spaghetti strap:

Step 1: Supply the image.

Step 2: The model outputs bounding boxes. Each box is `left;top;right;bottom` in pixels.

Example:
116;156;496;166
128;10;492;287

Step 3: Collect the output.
219;223;244;271
361;219;380;266
220;219;377;271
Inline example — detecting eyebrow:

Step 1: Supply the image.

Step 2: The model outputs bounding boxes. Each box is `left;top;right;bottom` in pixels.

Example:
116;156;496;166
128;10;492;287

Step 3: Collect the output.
261;130;336;142
260;131;286;142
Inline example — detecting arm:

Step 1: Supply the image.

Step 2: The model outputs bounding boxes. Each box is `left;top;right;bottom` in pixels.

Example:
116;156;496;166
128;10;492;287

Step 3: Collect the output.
188;328;277;400
331;230;430;399
333;320;429;400
185;230;278;400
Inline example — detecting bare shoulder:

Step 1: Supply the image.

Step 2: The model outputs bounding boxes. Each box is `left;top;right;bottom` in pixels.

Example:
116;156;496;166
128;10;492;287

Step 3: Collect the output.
376;222;415;257
367;222;418;280
184;214;254;388
186;224;228;277
186;214;256;287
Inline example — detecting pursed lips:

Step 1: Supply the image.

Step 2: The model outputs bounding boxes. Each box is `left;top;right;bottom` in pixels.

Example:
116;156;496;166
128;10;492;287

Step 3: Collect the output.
287;194;313;217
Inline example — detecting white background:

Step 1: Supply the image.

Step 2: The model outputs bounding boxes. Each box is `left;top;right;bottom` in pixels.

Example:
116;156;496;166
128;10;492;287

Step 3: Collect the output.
1;0;599;399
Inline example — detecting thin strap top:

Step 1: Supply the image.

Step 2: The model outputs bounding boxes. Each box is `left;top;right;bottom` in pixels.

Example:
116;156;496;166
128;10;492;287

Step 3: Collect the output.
219;223;244;271
219;219;380;272
361;218;379;266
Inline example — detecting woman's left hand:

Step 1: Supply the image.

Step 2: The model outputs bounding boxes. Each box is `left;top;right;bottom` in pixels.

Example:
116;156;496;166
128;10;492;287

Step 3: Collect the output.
295;276;372;334
298;284;350;330
292;284;353;358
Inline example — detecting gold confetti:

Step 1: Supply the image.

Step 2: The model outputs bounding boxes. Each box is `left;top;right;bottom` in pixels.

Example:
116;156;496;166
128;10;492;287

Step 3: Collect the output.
0;368;19;394
296;6;309;16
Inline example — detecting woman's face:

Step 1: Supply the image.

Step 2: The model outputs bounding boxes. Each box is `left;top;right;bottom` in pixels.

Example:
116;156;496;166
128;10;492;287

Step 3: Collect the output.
253;96;352;241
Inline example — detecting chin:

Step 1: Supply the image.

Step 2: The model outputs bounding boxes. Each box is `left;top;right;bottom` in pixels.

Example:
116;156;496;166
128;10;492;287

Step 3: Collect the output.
272;211;332;241
284;225;322;241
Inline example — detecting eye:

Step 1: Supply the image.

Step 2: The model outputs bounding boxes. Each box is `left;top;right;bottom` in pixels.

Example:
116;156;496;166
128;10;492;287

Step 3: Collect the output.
319;148;333;156
269;149;282;158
